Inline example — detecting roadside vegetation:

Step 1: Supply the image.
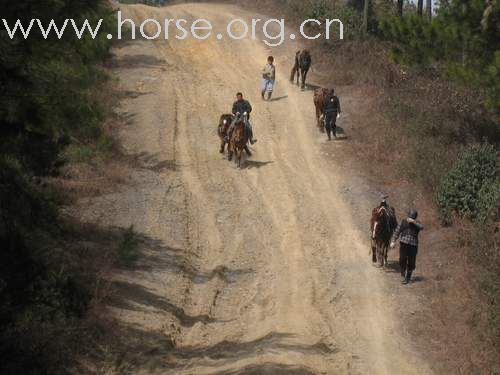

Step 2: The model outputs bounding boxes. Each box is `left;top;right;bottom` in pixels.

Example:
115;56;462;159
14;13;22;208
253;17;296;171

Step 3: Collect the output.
0;1;129;373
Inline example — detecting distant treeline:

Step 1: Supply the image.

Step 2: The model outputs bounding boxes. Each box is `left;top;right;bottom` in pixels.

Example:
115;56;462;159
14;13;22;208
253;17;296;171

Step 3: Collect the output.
0;1;114;373
380;0;500;128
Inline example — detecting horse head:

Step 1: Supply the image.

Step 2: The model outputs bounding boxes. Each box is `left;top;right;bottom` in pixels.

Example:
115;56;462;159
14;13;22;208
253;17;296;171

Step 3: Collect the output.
299;50;311;69
218;114;233;137
372;207;392;241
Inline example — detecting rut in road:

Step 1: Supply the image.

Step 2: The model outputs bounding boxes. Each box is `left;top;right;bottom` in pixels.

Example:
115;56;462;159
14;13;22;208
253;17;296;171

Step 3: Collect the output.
81;3;433;374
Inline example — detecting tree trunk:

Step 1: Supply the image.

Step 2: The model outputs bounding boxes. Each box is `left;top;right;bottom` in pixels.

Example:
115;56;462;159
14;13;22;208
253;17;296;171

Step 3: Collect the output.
417;0;424;16
363;0;369;35
426;0;432;20
397;0;403;17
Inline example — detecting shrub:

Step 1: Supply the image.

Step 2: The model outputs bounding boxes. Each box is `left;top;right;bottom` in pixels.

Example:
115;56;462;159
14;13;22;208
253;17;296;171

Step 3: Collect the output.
436;143;498;224
477;177;500;223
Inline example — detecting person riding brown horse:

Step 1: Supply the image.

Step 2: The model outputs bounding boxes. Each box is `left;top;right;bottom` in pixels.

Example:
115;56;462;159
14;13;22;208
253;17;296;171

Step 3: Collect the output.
226;93;257;145
370;195;398;267
218;113;252;156
228;113;250;168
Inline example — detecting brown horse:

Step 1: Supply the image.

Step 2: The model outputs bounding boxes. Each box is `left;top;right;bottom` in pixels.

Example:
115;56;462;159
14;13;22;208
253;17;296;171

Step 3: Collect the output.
228;115;250;168
219;114;252;157
313;88;329;132
370;206;398;267
290;50;312;90
218;114;233;154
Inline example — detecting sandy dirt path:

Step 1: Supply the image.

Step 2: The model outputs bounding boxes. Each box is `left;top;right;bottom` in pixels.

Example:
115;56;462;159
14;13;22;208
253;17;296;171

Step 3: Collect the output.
78;3;434;374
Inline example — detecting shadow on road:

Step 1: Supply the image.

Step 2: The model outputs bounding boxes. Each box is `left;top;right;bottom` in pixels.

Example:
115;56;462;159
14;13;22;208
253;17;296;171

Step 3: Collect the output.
304;83;323;91
92;326;333;373
244;160;274;169
269;95;288;102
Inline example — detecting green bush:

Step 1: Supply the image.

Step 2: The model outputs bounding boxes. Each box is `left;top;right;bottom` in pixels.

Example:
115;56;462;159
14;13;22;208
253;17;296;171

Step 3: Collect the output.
436;143;498;224
477;177;500;223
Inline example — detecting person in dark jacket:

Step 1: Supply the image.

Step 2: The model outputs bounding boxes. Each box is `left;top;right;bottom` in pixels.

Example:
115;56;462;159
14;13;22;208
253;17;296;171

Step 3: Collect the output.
226;92;256;144
390;209;424;284
323;88;341;140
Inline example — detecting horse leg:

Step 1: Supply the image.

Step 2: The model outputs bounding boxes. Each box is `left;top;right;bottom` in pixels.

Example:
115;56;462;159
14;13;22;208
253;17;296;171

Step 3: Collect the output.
316;107;321;129
244;145;252;157
237;148;242;168
228;148;233;161
296;69;300;85
301;70;306;90
378;245;384;267
371;240;377;263
220;140;226;154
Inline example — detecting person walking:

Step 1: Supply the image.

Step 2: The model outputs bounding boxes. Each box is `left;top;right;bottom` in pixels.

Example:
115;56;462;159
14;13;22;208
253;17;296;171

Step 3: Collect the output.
390;208;424;284
261;56;276;101
323;88;341;140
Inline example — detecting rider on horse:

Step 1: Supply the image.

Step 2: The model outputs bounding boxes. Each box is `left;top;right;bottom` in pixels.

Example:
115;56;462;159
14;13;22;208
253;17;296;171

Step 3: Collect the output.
226;92;257;145
324;88;341;140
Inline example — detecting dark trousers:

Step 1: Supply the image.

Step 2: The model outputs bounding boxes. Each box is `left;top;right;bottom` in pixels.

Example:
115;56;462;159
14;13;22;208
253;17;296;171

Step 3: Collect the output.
399;242;417;277
325;112;337;137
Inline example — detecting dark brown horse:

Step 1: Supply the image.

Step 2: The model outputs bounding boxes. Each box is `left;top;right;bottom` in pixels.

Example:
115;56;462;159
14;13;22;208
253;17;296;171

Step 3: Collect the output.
313;87;329;132
218;114;233;154
370;206;397;267
228;115;250;168
219;114;252;157
290;50;312;90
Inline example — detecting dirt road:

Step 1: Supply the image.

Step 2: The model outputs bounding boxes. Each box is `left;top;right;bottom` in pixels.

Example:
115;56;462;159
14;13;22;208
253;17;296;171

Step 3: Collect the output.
77;3;433;374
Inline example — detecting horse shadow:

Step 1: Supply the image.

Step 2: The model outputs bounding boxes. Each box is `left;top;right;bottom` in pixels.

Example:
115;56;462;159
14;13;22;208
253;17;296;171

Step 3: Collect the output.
333;126;349;141
270;95;288;102
411;276;425;283
304;83;322;91
243;160;274;170
383;261;401;273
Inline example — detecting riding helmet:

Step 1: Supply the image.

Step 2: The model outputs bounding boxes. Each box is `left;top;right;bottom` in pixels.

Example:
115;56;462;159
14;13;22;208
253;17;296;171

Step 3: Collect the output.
408;209;418;219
